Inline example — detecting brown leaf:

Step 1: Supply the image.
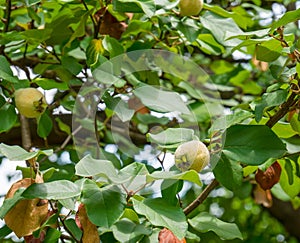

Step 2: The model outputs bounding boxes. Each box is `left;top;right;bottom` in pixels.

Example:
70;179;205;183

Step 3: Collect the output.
255;161;282;190
253;184;273;208
158;228;186;243
76;204;100;243
95;8;127;39
4;178;48;238
128;96;150;115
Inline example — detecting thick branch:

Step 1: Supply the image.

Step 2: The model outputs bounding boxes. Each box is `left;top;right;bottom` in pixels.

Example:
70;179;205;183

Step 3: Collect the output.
20;115;32;151
183;179;219;215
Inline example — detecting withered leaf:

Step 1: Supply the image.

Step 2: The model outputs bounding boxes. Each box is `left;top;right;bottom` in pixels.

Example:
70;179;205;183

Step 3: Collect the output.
76;204;100;243
95;8;127;39
4;178;48;238
255;161;281;190
253;184;273;208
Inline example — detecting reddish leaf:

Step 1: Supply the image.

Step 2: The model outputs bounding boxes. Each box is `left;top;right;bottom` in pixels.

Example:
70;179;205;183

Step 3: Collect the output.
4;178;48;237
255;161;282;190
76;204;100;243
158;228;186;243
24;231;46;243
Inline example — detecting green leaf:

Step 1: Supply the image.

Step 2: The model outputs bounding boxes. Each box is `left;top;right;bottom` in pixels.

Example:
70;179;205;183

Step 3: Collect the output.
86;39;105;67
297;63;300;77
122;20;152;38
61;56;83;75
223;125;286;165
64;219;82;241
134;85;190;114
270;8;300;33
200;12;242;47
188;212;243;240
136;113;169;125
226;28;270;40
22;180;80;200
213;154;243;191
75;154;118;179
203;3;253;29
37;112;53;139
132;197;187;239
147;170;202;187
65;10;90;47
27;7;41;25
147;128;195;148
21;29;52;44
211;110;253;131
121;208;140;224
102;35;124;58
112;218;152;243
81;180;126;228
113;0;156;17
44;228;62;243
33;78;69;90
229;69;262;95
177;18;201;42
0;56;19;83
196;33;225;55
102;91;135;122
271;120;297;139
256;40;282;62
117;162;149;191
0;225;12;239
25;0;41;6
285;159;294;185
161;180;183;206
0;143;53;161
231;37;272;53
290;113;300;134
0;103;17;133
250;89;288;122
279;159;300;198
0;188;25;219
55;117;71;135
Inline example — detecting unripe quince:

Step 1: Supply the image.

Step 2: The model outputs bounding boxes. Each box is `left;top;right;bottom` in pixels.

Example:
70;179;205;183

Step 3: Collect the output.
15;88;47;118
179;0;203;16
175;140;210;172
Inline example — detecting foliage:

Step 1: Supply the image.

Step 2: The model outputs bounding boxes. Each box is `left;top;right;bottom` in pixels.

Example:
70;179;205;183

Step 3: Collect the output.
0;0;300;242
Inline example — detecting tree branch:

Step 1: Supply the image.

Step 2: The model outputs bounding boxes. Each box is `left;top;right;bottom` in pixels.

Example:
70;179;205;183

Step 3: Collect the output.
4;0;12;32
20;115;32;151
81;0;97;38
183;179;219;215
266;85;299;128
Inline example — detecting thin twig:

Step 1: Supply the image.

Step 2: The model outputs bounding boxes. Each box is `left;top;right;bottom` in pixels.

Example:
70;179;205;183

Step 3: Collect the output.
183;178;219;215
4;0;12;32
81;0;97;37
38;125;82;164
49;202;80;243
